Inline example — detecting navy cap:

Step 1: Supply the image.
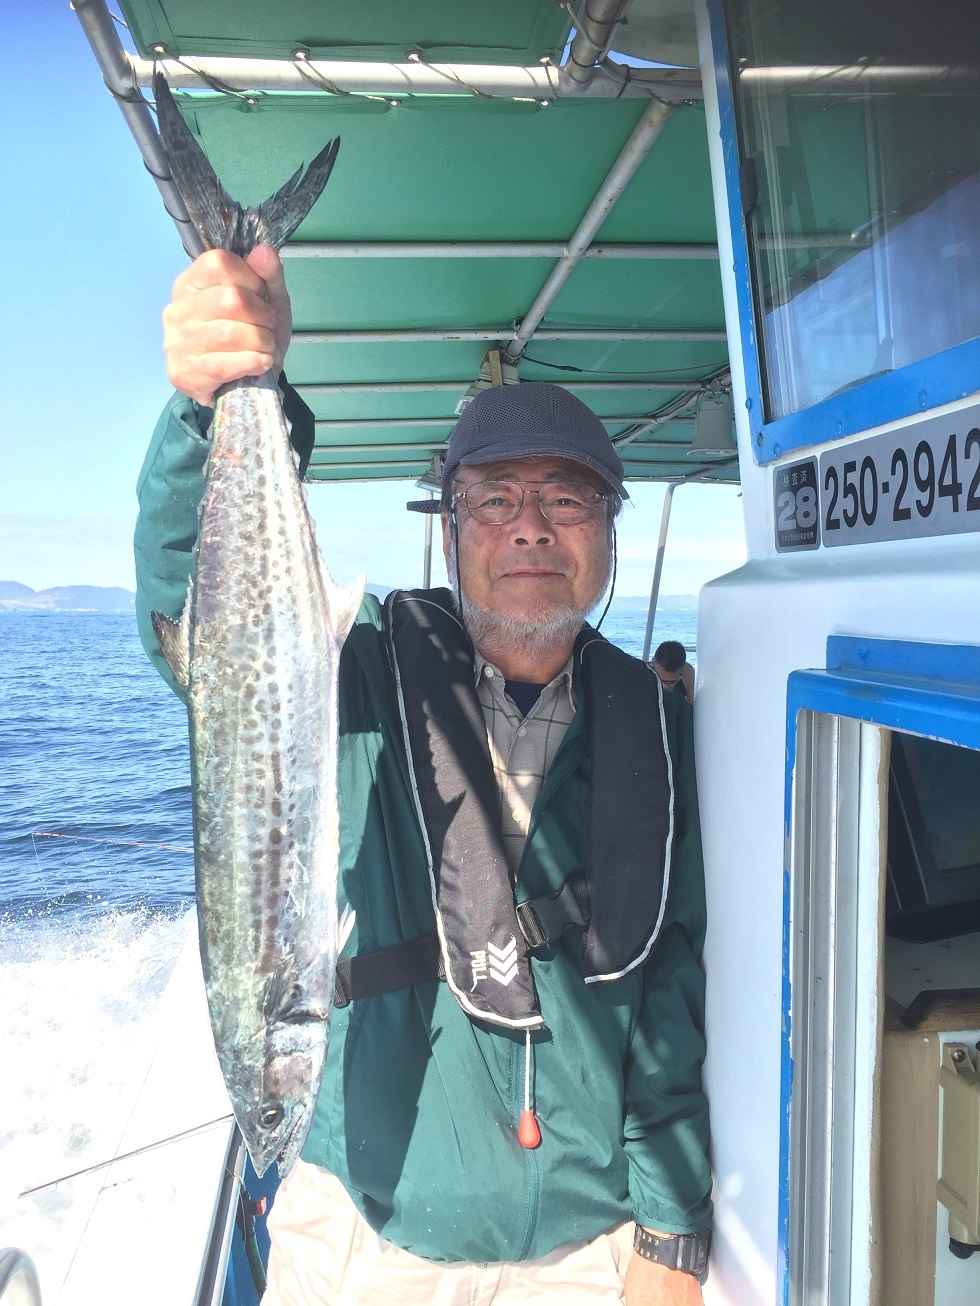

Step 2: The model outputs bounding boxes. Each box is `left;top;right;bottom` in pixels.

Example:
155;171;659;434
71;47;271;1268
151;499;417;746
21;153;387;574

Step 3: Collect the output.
443;382;628;500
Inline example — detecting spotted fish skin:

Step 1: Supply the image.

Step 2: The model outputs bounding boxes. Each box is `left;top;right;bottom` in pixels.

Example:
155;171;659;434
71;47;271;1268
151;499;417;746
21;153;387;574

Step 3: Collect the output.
150;74;358;1177
198;377;359;1177
156;375;362;1178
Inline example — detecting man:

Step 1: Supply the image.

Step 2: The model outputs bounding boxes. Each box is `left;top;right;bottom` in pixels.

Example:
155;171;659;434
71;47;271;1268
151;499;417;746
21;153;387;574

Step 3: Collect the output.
136;246;711;1305
651;642;695;706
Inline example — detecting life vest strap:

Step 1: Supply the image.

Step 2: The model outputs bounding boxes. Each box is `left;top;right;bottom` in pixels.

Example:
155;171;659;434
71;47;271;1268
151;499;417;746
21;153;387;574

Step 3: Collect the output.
333;875;590;1008
333;932;445;1008
515;874;590;949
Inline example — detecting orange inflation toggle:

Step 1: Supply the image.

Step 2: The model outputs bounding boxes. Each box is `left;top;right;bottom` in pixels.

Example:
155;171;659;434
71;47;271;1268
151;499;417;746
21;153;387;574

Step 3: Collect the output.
518;1108;541;1149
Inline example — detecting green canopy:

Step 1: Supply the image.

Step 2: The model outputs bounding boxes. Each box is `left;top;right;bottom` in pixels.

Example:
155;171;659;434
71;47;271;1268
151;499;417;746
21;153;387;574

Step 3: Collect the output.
118;0;735;487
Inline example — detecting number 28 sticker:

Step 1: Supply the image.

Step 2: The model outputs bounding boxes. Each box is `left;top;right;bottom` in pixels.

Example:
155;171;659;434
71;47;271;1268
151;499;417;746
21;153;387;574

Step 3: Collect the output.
774;457;820;552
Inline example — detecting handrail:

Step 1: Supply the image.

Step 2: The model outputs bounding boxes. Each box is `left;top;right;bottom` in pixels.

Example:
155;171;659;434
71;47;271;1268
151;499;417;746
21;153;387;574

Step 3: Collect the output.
0;1250;41;1306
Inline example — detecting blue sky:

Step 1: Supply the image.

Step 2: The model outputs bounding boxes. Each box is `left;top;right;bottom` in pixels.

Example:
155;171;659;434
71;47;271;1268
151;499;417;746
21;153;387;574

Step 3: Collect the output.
1;1;745;597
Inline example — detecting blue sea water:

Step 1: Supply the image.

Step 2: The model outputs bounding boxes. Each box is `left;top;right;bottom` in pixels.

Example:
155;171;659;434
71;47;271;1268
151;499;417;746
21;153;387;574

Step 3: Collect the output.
0;613;196;933
0;604;695;931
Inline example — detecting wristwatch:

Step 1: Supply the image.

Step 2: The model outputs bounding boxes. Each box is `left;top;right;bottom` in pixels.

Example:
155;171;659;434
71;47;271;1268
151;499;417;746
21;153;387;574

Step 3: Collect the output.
632;1226;711;1285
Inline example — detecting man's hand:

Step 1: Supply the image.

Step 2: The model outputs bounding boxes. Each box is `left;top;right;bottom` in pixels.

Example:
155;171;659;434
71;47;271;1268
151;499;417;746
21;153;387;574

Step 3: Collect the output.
163;245;293;406
624;1252;704;1305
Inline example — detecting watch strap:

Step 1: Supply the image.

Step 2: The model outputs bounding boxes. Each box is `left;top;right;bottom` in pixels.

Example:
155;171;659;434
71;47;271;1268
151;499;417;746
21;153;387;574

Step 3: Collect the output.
632;1226;711;1284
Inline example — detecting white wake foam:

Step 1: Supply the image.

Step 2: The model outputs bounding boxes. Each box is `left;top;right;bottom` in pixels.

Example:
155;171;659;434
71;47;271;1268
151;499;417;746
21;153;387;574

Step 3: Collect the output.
0;907;194;1298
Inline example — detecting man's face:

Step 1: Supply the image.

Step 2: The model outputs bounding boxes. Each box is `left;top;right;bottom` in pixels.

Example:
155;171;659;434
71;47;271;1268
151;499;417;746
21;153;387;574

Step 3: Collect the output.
653;660;685;690
441;455;612;626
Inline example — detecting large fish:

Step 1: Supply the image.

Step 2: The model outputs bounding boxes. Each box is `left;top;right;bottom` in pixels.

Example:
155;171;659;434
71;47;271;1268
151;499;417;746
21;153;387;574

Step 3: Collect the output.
150;74;363;1176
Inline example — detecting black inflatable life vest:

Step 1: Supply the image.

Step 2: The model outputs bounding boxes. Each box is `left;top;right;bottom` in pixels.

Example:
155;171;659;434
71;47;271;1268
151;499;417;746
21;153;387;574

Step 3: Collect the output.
380;589;675;1031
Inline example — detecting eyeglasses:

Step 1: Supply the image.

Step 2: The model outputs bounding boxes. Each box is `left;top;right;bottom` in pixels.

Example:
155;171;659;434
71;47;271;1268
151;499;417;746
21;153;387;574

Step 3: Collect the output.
452;479;608;526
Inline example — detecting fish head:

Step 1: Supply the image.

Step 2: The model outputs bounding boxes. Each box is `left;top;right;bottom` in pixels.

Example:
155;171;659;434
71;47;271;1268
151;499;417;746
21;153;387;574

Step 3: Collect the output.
238;1023;327;1178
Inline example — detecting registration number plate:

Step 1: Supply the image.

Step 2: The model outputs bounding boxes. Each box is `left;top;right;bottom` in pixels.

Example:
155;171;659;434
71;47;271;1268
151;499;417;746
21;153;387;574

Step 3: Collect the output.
773;408;980;551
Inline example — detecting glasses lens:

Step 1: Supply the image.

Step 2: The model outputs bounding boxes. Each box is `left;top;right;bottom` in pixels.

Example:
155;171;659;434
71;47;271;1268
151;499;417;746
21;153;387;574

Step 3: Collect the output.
538;482;601;524
463;480;604;525
464;481;524;524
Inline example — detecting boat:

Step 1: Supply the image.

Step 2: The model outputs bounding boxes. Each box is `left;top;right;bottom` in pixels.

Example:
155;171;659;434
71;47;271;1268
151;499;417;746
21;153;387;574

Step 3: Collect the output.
5;0;977;1302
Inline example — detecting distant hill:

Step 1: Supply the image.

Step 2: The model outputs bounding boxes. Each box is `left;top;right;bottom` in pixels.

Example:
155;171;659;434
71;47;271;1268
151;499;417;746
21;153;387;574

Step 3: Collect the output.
607;593;698;613
0;580;681;614
0;583;136;613
0;580;397;613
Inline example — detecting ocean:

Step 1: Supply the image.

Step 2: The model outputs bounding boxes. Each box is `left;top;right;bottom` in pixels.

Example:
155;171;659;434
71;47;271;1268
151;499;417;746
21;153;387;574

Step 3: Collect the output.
0;603;695;1289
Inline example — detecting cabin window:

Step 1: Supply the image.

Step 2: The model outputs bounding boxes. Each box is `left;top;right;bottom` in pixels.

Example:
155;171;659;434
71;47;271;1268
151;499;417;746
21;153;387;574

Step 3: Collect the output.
723;0;980;423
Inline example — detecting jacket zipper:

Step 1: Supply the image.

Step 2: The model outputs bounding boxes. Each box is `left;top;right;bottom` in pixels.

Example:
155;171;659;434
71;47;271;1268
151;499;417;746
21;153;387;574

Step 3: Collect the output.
511;1039;540;1259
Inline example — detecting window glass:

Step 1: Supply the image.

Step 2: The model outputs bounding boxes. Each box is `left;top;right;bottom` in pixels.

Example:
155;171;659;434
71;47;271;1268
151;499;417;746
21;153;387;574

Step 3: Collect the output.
725;0;980;421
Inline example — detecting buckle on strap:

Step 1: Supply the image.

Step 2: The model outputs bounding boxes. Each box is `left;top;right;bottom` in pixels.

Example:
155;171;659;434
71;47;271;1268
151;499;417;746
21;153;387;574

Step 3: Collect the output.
516;875;590;949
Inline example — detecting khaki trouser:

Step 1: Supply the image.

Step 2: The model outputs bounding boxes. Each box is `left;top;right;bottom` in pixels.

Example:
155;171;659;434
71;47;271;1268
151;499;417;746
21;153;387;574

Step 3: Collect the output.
265;1159;634;1305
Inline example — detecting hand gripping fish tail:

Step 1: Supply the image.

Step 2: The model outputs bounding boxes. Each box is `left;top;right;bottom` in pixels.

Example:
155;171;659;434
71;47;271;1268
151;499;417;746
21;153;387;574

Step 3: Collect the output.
153;71;340;255
150;75;361;1179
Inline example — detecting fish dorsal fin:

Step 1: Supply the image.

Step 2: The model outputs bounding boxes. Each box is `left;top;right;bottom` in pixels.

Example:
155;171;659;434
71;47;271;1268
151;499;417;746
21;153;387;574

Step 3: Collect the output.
151;605;191;692
153;73;340;255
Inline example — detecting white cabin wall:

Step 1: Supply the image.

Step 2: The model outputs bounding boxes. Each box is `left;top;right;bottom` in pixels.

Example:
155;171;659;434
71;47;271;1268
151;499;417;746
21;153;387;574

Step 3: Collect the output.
692;3;980;1303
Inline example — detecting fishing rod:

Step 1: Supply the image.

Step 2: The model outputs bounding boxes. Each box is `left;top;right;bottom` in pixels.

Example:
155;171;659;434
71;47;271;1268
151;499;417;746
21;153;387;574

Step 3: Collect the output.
18;1114;233;1197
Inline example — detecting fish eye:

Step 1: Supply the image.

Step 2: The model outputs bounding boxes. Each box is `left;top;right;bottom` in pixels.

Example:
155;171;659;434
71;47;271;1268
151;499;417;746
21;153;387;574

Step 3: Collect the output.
259;1102;284;1130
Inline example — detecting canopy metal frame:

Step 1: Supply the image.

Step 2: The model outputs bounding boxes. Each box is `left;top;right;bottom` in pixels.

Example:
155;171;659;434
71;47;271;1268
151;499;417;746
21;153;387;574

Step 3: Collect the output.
76;0;738;500
128;56;701;102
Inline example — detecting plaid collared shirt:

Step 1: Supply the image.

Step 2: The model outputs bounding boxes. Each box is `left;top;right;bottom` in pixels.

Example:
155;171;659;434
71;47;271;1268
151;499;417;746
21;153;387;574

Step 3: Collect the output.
474;651;577;880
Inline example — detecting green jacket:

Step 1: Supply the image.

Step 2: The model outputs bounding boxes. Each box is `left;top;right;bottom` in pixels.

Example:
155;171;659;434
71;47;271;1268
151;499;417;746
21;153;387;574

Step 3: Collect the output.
135;390;713;1264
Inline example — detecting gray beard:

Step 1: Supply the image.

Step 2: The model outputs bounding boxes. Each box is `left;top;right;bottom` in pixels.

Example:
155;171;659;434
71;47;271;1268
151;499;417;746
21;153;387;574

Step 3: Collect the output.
459;593;591;661
448;549;612;663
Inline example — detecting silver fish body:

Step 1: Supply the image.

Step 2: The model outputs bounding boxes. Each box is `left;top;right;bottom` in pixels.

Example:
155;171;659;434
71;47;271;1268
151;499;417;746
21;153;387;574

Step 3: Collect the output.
156;375;362;1176
150;72;352;1175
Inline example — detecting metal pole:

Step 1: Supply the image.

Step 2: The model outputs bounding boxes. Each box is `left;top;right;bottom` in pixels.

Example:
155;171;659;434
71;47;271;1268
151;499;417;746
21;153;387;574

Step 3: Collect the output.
308;440;695;456
292;327;724;345
281;241;717;260
641;483;677;664
422;494;435;587
312;416;694;430
72;0;203;257
503;97;676;361
130;56;701;101
295;380;694;395
558;0;630;96
0;1249;42;1306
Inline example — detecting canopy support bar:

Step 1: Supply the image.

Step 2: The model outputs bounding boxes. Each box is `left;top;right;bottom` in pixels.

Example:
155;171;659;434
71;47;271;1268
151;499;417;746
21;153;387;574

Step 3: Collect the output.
558;0;632;96
310;439;696;454
306;458;719;476
504;98;676;361
296;381;698;395
292;327;725;344
641;484;678;664
282;241;717;260
312;417;694;431
73;0;203;258
131;57;700;102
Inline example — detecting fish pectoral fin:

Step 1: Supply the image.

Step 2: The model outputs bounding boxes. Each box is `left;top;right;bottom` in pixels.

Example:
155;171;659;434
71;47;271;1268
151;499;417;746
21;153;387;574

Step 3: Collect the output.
266;963;332;1023
151;606;191;692
329;571;367;646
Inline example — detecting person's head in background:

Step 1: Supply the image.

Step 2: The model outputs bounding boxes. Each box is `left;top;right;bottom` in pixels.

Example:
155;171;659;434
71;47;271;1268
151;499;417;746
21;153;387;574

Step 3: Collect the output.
652;640;694;703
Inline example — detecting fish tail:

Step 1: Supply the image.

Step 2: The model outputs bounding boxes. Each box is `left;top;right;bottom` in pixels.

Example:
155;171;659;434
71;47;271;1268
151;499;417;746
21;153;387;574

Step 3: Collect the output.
153;73;340;255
